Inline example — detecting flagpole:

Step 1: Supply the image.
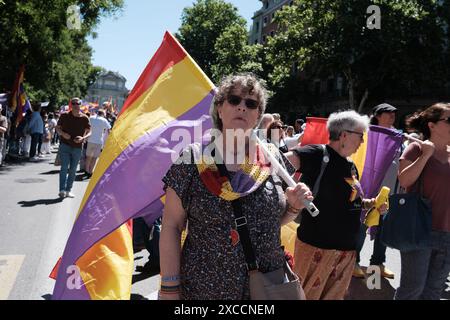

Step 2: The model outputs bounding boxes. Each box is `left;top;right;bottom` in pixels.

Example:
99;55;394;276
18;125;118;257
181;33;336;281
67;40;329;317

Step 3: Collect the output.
403;133;423;144
253;134;320;217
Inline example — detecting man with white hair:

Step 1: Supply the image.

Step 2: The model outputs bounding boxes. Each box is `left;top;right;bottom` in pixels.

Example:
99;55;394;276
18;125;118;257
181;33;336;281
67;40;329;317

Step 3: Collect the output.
0;103;8;166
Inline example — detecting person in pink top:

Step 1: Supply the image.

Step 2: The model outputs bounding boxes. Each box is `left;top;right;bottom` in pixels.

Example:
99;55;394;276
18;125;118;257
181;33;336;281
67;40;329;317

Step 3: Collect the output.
395;102;450;300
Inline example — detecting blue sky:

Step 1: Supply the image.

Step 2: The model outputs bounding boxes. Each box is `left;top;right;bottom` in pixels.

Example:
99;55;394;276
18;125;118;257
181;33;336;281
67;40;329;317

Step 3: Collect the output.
88;0;262;90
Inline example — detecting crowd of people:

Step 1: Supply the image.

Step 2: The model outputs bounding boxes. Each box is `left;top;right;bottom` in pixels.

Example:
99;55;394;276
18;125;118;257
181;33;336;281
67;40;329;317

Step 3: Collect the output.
0;99;114;199
1;72;449;301
157;73;449;301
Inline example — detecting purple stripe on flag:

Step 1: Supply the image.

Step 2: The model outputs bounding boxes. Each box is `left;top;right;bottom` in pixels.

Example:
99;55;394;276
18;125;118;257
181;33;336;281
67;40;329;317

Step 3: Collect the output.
53;91;214;299
53;280;91;300
135;198;165;227
359;125;403;198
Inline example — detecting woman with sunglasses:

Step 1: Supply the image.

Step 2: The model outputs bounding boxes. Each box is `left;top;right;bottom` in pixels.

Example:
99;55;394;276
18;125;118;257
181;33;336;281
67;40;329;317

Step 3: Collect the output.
395;103;450;300
267;120;289;153
159;73;312;300
285;110;386;300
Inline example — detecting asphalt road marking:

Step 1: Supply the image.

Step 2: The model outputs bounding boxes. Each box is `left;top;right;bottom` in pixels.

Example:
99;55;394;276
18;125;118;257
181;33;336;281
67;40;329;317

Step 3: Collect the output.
0;255;25;300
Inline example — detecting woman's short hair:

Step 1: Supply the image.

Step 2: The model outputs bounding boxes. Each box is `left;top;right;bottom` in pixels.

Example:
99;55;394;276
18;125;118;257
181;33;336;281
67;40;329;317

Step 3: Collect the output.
267;120;284;141
210;73;268;131
405;103;450;139
327;110;370;141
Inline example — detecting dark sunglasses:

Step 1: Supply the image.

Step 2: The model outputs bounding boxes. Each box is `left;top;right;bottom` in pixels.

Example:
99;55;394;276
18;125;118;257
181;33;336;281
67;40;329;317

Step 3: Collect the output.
227;95;259;109
72;102;81;106
438;117;450;124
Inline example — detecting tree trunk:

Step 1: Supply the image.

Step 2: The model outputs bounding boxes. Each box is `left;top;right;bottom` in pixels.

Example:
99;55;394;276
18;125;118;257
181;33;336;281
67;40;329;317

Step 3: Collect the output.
348;78;355;109
357;88;369;113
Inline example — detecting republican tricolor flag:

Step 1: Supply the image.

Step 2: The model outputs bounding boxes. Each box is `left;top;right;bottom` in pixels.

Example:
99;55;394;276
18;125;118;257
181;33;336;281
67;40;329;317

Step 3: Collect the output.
51;32;215;299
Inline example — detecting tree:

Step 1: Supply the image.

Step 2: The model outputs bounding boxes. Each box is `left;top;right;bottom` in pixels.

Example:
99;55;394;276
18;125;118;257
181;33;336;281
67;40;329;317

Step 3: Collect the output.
0;0;124;108
176;0;248;80
266;0;450;112
211;24;264;82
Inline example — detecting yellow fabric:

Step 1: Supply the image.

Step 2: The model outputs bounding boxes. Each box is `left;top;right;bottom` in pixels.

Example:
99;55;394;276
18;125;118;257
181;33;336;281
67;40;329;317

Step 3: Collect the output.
350;131;368;178
77;57;214;219
77;224;134;300
364;186;390;227
281;222;299;255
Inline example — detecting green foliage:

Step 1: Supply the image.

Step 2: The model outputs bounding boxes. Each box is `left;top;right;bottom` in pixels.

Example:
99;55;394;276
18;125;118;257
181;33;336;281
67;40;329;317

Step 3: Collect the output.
266;0;450;110
176;0;259;82
211;24;264;82
0;0;123;109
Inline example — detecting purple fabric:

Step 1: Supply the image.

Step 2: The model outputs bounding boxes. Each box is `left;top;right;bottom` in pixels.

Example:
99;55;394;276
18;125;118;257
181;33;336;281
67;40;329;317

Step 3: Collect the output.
359;126;403;198
135;198;165;227
358;126;403;239
52;92;214;299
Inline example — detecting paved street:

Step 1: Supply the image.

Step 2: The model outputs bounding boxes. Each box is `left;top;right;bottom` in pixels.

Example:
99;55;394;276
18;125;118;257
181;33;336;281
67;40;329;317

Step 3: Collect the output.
0;150;448;300
0;151;159;300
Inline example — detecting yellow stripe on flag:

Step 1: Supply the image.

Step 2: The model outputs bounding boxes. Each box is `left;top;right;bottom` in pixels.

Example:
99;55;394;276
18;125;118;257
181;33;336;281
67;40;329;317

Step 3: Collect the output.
350;131;368;178
77;224;134;300
77;57;214;218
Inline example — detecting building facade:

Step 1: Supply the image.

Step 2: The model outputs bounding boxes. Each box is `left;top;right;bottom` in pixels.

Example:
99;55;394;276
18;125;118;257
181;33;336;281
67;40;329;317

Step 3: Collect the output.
249;0;294;45
85;71;129;112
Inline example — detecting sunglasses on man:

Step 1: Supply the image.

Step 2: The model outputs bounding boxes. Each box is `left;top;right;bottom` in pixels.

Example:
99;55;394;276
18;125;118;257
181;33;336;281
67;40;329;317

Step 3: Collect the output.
438;117;450;124
227;95;259;110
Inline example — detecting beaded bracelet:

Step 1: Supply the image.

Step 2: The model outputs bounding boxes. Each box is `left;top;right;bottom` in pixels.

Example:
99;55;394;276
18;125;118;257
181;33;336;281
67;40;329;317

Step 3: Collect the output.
161;275;181;282
160;284;181;294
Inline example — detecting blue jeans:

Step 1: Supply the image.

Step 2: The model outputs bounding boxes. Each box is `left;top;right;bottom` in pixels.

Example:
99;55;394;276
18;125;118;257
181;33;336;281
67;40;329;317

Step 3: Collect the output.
355;217;387;265
29;133;42;158
395;231;450;300
59;143;82;192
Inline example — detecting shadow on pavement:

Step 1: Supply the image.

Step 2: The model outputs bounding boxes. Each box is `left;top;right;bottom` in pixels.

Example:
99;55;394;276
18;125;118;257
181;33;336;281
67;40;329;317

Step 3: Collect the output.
132;266;160;284
346;275;396;300
40;170;60;175
18;198;64;207
130;293;149;300
41;294;52;300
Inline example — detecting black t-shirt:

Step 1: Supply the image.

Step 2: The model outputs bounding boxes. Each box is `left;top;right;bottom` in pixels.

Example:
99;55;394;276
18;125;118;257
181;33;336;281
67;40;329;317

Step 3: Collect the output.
293;144;363;251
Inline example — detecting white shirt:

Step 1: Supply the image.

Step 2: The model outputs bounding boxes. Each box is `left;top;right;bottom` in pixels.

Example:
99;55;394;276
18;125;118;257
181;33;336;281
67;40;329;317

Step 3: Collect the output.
88;115;111;145
284;133;303;149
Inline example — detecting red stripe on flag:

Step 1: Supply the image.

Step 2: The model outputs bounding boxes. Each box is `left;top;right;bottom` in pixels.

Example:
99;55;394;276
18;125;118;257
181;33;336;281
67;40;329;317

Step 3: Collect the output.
120;32;187;115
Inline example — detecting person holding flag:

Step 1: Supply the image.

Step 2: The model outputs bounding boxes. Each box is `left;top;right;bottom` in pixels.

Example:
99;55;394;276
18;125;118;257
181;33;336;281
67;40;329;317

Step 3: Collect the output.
159;73;312;300
354;103;399;279
285;110;388;300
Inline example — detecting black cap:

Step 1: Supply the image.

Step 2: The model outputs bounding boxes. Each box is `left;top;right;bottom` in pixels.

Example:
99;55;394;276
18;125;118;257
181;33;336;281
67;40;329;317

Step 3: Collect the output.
372;103;397;115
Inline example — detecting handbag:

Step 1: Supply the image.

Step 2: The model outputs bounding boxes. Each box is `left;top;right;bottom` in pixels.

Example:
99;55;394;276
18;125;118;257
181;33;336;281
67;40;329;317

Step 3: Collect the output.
216;162;306;300
380;174;432;251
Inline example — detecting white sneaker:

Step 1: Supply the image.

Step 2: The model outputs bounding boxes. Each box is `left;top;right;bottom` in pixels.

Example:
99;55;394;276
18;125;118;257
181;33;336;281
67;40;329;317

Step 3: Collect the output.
29;156;39;162
58;191;66;198
65;192;75;198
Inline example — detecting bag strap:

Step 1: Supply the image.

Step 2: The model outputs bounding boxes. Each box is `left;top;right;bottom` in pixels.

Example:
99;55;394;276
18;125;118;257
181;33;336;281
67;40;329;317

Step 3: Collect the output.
215;162;259;271
312;144;329;197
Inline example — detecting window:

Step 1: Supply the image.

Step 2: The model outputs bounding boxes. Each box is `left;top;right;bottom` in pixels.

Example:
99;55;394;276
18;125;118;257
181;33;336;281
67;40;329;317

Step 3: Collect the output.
264;1;269;9
263;16;268;27
270;31;275;37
